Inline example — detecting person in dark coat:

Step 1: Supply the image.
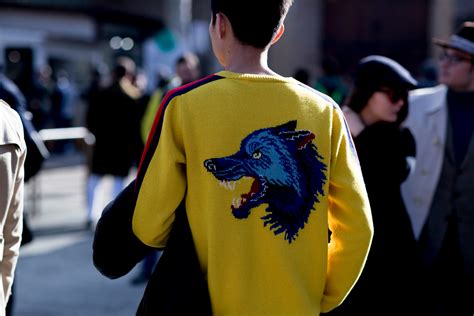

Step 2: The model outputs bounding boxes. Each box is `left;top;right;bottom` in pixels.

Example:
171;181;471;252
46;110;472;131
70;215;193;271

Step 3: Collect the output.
325;56;420;316
85;56;144;227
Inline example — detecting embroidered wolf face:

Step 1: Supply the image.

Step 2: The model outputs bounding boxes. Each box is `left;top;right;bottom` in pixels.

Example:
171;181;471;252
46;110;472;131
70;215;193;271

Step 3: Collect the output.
204;121;327;243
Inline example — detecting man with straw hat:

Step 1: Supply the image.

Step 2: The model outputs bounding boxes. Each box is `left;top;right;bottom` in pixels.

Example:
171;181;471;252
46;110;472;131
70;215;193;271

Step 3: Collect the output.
401;21;474;316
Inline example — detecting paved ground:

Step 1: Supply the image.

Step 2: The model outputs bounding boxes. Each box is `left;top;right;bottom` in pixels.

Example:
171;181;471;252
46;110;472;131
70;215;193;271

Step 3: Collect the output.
11;153;146;316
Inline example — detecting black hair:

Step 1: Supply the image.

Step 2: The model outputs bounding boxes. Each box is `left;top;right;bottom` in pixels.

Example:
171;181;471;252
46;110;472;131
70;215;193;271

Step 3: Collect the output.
211;0;293;49
345;87;374;114
113;56;136;80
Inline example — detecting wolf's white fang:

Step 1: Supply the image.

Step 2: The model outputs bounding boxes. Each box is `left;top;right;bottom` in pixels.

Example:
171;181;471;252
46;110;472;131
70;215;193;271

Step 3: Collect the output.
220;180;236;190
232;196;242;208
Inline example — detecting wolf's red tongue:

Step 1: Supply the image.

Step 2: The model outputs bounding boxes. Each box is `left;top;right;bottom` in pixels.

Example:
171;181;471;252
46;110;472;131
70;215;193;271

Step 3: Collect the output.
250;179;260;194
239;179;260;205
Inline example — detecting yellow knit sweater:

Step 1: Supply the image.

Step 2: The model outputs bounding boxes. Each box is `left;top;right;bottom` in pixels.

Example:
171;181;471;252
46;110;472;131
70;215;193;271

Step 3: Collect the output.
133;71;373;315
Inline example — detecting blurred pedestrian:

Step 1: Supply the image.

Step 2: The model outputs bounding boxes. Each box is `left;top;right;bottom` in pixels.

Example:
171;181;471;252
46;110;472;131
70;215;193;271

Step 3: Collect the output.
28;65;53;130
0;100;26;314
132;69;150;149
85;56;143;228
140;52;201;144
132;53;202;285
314;56;349;104
83;66;107;110
129;0;373;314
139;69;171;144
172;52;201;88
51;69;76;129
326;56;420;316
293;68;311;85
401;21;474;316
50;70;77;153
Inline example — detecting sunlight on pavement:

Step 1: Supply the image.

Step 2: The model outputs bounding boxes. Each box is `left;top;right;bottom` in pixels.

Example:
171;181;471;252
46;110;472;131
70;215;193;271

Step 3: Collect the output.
20;232;90;257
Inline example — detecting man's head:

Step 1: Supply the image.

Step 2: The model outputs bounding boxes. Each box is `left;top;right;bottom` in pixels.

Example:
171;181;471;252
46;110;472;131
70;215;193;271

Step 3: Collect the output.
176;53;201;85
210;0;293;49
348;55;417;125
434;21;474;91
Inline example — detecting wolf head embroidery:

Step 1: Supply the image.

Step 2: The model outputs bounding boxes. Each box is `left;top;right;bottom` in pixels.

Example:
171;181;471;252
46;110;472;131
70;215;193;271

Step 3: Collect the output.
204;121;327;243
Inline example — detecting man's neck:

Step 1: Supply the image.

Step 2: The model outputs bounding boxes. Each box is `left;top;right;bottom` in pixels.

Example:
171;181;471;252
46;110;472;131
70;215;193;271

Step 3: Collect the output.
224;44;279;76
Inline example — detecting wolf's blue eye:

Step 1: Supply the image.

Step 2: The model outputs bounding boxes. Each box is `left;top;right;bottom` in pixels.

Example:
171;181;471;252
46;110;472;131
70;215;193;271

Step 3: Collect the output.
252;150;262;159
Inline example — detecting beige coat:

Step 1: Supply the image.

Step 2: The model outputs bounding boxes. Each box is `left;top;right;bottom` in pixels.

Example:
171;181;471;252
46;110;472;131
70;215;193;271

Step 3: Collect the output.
0;100;25;314
401;85;448;239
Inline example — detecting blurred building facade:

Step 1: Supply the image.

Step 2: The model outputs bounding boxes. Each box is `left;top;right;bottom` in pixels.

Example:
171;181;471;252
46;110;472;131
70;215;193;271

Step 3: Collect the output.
0;0;473;111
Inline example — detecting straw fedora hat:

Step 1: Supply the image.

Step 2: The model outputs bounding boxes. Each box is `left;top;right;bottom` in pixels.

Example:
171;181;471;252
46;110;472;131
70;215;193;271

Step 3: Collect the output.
433;21;474;55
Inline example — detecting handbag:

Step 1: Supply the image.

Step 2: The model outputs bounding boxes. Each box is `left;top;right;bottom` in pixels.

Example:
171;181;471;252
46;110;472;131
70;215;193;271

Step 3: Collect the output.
92;180;211;315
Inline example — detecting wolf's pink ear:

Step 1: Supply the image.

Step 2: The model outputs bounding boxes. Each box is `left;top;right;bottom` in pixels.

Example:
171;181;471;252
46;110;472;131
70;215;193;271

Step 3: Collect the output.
279;129;315;149
296;133;315;150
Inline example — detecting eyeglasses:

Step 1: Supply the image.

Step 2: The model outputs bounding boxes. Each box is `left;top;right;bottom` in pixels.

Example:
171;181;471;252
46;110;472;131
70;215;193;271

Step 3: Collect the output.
377;88;408;103
438;52;473;65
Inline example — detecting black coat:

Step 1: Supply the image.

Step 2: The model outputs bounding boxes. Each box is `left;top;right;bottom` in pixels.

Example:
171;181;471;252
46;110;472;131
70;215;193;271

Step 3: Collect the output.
325;122;421;316
355;123;416;255
86;81;144;177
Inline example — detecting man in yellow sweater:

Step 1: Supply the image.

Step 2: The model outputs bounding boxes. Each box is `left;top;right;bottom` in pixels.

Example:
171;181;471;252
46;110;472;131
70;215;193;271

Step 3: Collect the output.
132;0;373;314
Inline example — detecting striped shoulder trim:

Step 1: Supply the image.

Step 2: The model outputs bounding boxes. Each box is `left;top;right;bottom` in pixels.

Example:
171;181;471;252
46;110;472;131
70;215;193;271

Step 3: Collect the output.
135;74;223;191
295;82;359;161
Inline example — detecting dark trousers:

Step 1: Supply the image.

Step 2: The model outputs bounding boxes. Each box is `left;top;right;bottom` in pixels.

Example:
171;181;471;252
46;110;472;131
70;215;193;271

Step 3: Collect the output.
419;221;473;316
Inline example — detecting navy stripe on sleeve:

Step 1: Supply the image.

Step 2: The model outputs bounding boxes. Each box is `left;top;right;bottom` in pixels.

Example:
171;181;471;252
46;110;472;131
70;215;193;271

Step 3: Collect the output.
135;74;223;192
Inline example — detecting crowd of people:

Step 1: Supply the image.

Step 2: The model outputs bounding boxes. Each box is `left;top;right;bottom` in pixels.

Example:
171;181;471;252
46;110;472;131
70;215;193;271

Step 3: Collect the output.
0;0;473;315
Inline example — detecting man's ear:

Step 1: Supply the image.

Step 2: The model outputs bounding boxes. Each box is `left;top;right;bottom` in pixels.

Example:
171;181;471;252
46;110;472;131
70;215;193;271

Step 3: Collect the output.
216;13;228;39
271;24;285;45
